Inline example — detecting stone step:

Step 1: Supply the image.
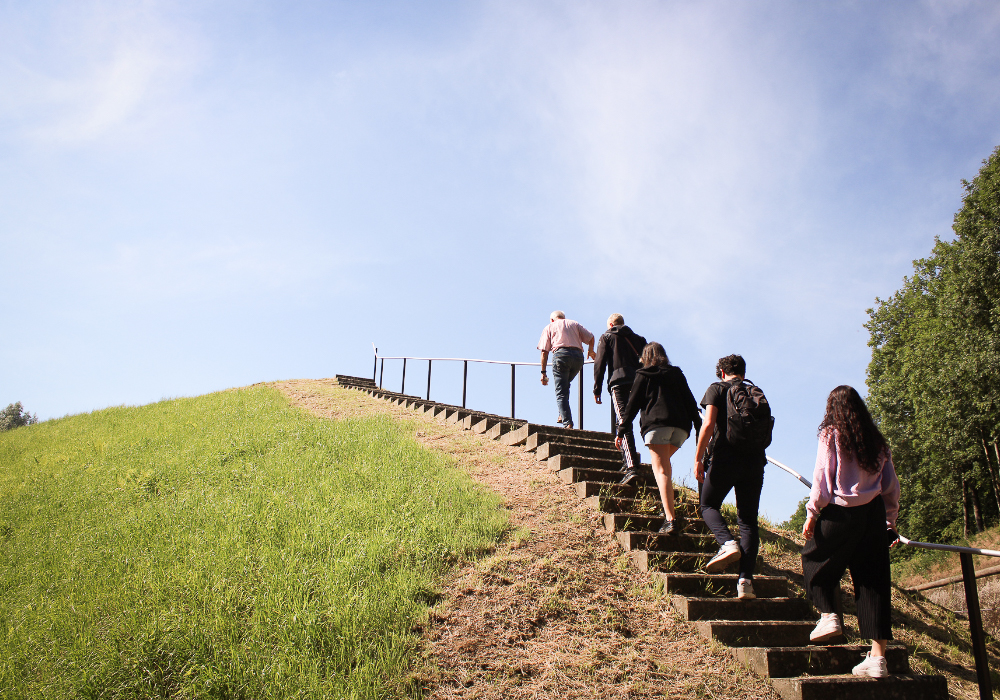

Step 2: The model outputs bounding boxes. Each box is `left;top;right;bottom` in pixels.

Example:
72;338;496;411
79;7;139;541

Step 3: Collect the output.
536;442;622;461
653;573;789;598
335;375;376;387
546;453;642;473
736;645;911;678
525;432;616;451
604;512;709;533
584;495;700;516
769;674;947;700
584;495;663;514
458;411;505;430
615;530;714;551
486;420;526;440
631;550;711;572
558;466;653;485
672;596;814;622
695;620;817;647
632;550;762;573
573;481;664;499
616;531;715;552
501;423;613;447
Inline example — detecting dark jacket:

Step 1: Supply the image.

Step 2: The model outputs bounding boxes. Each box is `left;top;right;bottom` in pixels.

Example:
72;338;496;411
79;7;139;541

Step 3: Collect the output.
593;325;647;397
617;364;702;439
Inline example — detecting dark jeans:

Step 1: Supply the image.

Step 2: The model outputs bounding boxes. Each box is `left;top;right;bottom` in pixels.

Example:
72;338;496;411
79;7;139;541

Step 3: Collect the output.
609;383;639;471
700;458;764;580
552;347;584;426
802;496;893;640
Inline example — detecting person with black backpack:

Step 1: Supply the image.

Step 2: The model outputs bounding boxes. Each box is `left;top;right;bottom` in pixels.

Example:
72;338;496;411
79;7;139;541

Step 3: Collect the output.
615;342;702;535
593;313;647;481
692;354;773;600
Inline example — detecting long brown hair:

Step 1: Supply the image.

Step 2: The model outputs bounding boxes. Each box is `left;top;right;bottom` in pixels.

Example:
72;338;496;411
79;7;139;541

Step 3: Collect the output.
818;385;887;474
640;342;670;368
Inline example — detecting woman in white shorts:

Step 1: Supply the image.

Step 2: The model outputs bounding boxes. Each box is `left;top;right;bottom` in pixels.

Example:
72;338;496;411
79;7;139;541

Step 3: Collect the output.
615;342;702;535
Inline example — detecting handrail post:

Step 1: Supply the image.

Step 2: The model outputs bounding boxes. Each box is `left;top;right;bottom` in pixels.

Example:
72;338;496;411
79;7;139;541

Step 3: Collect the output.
379;358;384;389
373;347;378;382
462;360;468;408
401;358;407;395
578;366;584;430
426;360;432;401
510;364;516;418
961;552;993;700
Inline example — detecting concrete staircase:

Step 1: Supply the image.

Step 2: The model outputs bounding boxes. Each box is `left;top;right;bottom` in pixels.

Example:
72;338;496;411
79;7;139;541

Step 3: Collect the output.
333;374;949;700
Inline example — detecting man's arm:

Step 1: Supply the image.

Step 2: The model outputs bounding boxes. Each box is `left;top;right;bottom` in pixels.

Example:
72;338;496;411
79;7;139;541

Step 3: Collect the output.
693;404;717;483
586;337;596;361
593;335;608;402
540;350;549;385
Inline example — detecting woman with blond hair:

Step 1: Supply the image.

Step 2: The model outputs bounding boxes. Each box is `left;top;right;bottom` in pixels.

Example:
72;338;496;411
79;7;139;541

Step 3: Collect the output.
802;385;900;678
615;342;701;535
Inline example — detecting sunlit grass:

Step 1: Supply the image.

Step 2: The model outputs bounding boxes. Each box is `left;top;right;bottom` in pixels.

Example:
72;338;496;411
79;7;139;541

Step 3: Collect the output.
0;386;506;699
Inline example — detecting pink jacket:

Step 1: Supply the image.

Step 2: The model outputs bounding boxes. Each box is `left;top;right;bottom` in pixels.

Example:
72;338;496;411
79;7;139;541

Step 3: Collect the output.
807;428;900;529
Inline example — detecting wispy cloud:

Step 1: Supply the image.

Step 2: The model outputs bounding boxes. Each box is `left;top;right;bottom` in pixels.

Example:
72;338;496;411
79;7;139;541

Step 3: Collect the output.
0;2;201;144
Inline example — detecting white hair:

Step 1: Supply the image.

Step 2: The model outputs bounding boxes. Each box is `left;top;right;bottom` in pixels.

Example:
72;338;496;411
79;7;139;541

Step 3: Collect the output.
550;310;566;321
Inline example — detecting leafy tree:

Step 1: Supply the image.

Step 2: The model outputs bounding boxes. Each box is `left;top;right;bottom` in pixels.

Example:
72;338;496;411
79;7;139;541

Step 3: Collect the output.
0;402;38;431
780;497;808;533
867;144;1000;543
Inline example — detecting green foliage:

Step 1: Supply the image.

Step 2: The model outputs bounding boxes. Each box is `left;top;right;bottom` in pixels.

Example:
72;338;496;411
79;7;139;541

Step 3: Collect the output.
0;386;507;699
866;144;1000;544
779;497;808;532
0;401;37;431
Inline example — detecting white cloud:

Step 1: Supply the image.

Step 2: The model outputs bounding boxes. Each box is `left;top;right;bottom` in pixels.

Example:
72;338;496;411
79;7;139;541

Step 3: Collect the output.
0;2;202;145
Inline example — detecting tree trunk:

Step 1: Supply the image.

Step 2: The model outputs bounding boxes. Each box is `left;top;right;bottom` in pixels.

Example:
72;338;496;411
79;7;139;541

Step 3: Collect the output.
981;435;1000;514
972;483;985;533
963;476;970;538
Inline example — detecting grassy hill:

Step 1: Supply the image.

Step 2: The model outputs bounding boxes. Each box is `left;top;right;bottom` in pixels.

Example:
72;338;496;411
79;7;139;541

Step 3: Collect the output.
0;385;506;699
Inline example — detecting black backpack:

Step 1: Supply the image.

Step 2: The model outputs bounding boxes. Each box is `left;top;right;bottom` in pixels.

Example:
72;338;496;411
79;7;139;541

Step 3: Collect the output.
724;379;774;451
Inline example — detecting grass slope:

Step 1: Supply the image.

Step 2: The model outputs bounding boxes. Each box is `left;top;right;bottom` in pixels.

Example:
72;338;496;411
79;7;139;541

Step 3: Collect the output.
0;385;506;699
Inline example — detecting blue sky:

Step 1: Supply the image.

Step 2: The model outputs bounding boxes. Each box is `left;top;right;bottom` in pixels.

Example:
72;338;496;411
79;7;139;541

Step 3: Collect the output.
3;1;999;521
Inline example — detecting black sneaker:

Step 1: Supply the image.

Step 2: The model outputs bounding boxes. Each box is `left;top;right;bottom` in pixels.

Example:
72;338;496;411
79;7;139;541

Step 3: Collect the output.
658;520;676;536
620;469;638;485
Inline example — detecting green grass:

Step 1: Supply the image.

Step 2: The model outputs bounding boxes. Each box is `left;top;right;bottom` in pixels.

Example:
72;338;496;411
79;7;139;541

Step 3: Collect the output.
0;386;507;699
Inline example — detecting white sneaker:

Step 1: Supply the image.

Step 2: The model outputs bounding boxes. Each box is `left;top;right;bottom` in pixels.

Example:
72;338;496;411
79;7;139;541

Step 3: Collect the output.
809;612;842;643
705;541;741;573
852;651;888;678
737;578;756;600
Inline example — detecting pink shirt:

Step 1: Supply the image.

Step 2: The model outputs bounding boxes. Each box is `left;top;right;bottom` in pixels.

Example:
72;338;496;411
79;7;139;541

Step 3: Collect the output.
537;319;594;353
807;428;900;529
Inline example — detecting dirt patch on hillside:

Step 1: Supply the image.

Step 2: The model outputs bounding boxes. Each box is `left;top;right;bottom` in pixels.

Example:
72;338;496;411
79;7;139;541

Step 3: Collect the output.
276;379;778;700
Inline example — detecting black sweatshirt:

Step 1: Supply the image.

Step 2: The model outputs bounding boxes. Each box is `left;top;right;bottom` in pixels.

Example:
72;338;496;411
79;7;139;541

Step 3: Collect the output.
593;325;647;397
616;364;702;439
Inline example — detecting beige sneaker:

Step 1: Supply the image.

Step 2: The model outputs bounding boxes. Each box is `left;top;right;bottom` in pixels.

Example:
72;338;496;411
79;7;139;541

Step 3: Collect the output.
737;578;756;600
809;612;842;643
852;651;888;678
705;541;740;573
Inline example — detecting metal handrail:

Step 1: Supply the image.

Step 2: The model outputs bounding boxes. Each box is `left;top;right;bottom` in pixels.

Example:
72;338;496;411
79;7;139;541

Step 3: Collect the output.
372;347;596;427
769;454;995;699
375;355;595;366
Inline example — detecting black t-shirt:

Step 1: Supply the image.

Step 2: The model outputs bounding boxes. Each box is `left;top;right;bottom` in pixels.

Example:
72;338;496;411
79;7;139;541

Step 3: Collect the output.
701;379;764;467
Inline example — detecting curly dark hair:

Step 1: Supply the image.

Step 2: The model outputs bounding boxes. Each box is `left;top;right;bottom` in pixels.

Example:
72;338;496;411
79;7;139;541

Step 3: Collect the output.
640;342;670;367
715;354;746;379
818;385;888;474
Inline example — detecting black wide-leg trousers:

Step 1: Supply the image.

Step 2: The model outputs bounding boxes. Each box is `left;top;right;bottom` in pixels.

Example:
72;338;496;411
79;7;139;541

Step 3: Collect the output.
801;495;893;641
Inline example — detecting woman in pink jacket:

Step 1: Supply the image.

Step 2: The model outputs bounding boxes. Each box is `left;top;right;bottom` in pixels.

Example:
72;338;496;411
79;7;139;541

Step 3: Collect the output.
801;385;900;678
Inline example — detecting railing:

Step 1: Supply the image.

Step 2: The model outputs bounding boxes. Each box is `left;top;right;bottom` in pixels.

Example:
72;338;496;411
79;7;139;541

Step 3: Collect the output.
372;345;596;428
768;456;995;700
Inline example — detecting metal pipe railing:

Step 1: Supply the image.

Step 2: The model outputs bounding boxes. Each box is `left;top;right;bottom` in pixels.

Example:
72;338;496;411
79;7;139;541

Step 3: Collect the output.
374;347;594;425
769;455;995;700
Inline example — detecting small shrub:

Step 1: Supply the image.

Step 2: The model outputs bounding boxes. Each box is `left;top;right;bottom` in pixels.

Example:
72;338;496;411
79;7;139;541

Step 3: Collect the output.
0;402;37;431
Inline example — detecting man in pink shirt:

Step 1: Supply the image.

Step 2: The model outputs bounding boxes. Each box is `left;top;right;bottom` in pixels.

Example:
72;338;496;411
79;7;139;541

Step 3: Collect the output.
538;310;596;429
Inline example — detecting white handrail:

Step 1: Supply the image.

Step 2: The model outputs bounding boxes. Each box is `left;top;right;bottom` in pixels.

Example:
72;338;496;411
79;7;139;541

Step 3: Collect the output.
766;455;1000;558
